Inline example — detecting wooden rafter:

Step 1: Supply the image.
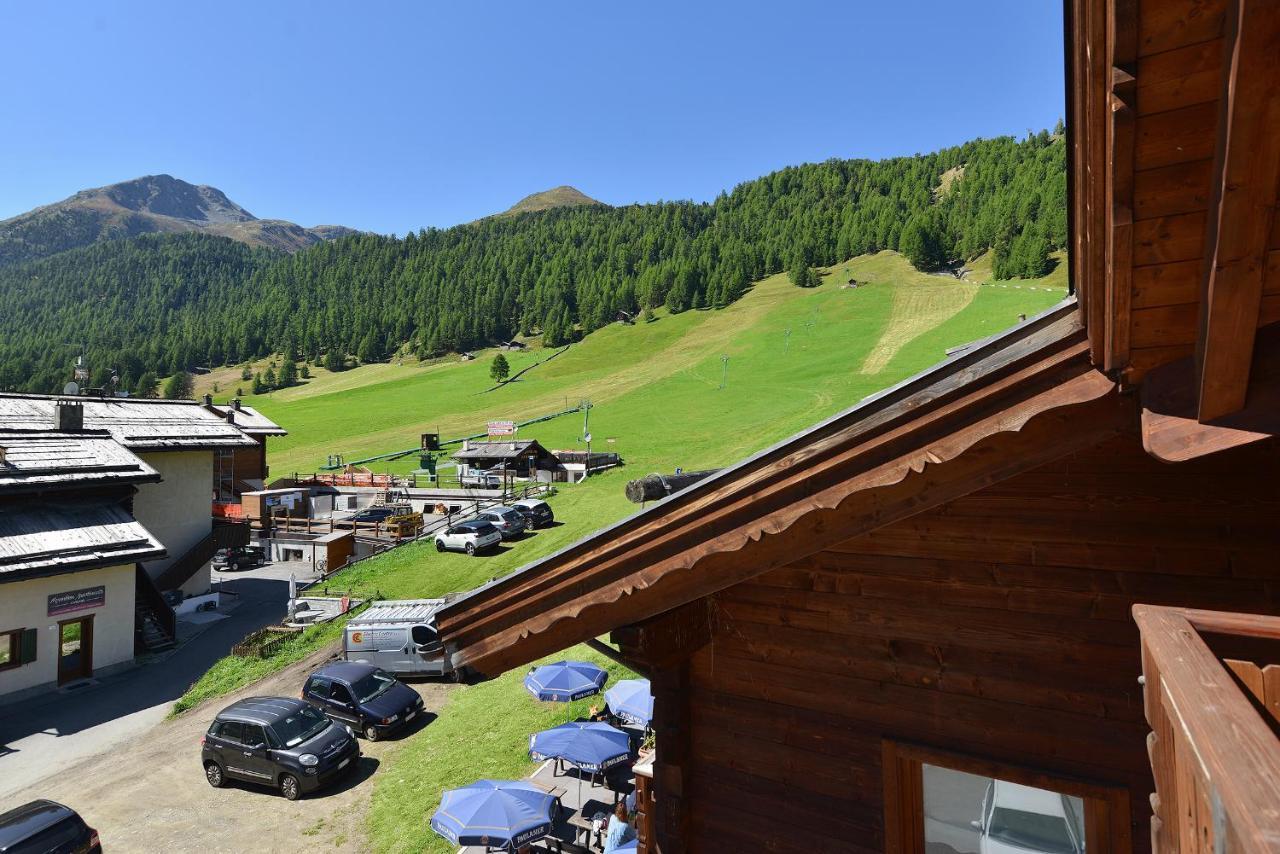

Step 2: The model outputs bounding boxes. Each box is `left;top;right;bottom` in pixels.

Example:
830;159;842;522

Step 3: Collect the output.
1104;0;1137;375
1195;0;1280;421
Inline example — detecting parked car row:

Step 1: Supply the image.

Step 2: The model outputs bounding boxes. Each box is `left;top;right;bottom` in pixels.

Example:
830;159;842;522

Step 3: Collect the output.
432;498;554;556
201;662;425;802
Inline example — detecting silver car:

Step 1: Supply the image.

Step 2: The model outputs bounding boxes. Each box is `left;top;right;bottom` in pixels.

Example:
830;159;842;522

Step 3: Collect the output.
474;506;527;540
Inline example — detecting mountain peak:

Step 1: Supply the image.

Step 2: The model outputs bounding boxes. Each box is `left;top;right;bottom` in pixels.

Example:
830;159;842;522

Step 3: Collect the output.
501;185;602;216
74;174;257;224
0;176;357;264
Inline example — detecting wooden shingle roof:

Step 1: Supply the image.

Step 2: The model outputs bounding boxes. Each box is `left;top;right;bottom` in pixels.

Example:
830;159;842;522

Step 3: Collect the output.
0;431;160;493
0;395;258;450
0;502;165;581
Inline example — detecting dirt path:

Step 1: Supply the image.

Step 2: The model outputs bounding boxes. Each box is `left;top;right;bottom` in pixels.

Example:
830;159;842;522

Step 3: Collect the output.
31;642;456;853
859;279;978;374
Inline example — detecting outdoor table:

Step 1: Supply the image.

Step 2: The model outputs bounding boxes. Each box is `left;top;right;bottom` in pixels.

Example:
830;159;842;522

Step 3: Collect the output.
568;799;613;851
531;781;568;817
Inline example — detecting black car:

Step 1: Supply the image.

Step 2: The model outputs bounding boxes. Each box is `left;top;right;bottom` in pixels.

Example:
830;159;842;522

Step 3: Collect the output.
511;498;554;529
201;696;360;800
302;662;424;741
212;546;266;572
0;800;99;854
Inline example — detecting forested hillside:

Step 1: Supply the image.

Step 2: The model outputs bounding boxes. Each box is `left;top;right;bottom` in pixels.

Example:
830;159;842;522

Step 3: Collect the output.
0;128;1065;393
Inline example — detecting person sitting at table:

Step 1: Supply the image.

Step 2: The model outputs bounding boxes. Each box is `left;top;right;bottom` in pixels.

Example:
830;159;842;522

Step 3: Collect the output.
603;801;635;853
588;703;610;722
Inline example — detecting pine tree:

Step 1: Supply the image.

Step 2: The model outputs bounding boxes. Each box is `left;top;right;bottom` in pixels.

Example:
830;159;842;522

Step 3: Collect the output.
300;364;310;379
278;358;297;388
163;371;193;400
358;331;379;364
252;373;266;395
134;371;158;399
263;366;278;388
325;349;345;373
490;353;510;382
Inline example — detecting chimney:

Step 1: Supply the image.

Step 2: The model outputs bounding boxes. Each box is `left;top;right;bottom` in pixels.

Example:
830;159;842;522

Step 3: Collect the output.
232;398;242;411
0;446;7;465
203;393;213;406
56;400;84;432
225;410;236;424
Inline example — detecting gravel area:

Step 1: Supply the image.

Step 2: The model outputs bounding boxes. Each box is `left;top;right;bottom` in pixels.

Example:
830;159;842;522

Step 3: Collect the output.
27;641;455;853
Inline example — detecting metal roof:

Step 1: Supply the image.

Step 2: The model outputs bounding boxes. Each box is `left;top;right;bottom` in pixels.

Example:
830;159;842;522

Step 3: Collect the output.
452;440;550;461
0;501;166;581
0;394;258;450
348;598;448;626
0;430;160;493
204;402;288;436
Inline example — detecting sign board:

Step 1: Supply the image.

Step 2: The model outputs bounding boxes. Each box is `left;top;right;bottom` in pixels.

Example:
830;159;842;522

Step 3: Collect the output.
48;585;105;617
486;420;516;437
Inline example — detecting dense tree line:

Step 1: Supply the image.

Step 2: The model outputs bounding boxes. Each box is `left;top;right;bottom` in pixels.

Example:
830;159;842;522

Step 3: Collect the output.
0;129;1065;393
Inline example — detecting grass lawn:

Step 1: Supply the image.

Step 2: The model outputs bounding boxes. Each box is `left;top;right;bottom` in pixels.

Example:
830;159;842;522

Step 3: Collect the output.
367;643;636;854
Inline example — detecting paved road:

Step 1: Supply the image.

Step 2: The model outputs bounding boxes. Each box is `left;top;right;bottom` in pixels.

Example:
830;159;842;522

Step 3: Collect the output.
0;571;291;805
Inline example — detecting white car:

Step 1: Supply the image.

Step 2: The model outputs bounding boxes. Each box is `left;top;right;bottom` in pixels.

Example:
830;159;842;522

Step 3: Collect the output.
434;520;502;555
972;779;1084;854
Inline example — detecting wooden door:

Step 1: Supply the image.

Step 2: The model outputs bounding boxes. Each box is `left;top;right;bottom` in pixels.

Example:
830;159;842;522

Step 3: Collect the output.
57;615;94;684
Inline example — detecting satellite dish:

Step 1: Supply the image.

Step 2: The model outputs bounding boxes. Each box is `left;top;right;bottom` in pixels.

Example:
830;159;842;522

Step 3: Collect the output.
62;382;80;396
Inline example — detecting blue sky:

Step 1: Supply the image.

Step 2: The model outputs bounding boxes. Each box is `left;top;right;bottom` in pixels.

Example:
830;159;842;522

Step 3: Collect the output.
0;1;1064;234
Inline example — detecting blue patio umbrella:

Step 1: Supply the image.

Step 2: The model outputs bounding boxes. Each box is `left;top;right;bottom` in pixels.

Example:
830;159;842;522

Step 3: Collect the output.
429;779;555;851
530;721;632;803
529;721;632;773
604;678;653;727
524;660;608;702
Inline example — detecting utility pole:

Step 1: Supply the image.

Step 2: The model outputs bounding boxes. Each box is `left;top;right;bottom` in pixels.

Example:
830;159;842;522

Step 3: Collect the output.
582;399;593;474
719;354;730;390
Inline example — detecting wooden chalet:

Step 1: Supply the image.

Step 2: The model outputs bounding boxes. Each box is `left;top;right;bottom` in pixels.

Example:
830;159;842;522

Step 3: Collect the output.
452;439;562;481
435;1;1280;851
202;396;288;497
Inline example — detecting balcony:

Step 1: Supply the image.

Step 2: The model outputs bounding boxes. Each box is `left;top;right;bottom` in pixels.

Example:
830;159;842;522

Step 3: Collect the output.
1134;605;1280;852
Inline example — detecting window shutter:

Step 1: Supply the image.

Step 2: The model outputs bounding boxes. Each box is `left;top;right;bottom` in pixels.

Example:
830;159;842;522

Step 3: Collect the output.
20;628;38;664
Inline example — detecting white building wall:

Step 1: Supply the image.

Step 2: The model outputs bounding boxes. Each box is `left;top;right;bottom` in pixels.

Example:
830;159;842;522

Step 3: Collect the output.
0;564;136;699
133;450;214;596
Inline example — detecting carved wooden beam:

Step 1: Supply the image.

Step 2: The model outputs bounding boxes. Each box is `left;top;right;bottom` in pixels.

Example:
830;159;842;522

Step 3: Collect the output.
1195;0;1280;421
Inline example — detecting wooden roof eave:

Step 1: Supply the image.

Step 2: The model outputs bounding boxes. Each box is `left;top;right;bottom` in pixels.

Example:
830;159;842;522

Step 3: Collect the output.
437;304;1136;676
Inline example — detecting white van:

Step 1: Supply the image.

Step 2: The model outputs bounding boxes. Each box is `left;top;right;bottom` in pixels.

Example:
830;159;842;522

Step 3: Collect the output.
342;599;456;678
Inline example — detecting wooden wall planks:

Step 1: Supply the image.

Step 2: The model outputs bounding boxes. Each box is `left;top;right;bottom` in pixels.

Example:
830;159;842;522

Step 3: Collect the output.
675;433;1279;853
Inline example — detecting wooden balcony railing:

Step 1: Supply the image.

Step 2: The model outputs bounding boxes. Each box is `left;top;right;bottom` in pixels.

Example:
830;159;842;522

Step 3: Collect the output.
1134;605;1280;853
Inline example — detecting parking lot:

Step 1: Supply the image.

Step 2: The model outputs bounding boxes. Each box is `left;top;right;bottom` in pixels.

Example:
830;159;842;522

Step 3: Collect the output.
19;640;456;853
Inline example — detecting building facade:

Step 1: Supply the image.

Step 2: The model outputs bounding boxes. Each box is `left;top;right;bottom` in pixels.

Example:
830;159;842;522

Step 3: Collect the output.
0;428;165;702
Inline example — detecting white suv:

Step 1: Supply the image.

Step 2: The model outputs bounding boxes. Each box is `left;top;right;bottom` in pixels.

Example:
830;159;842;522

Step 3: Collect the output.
434;520;502;555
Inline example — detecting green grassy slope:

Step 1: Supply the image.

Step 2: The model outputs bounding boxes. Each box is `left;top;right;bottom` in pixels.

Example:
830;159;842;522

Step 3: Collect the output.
246;251;1065;481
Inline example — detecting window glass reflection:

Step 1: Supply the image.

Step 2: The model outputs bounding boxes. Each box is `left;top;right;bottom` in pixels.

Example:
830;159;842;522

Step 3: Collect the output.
923;764;1085;854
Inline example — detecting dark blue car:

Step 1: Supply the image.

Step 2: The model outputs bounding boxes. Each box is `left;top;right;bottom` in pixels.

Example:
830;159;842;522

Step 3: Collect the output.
302;662;424;741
